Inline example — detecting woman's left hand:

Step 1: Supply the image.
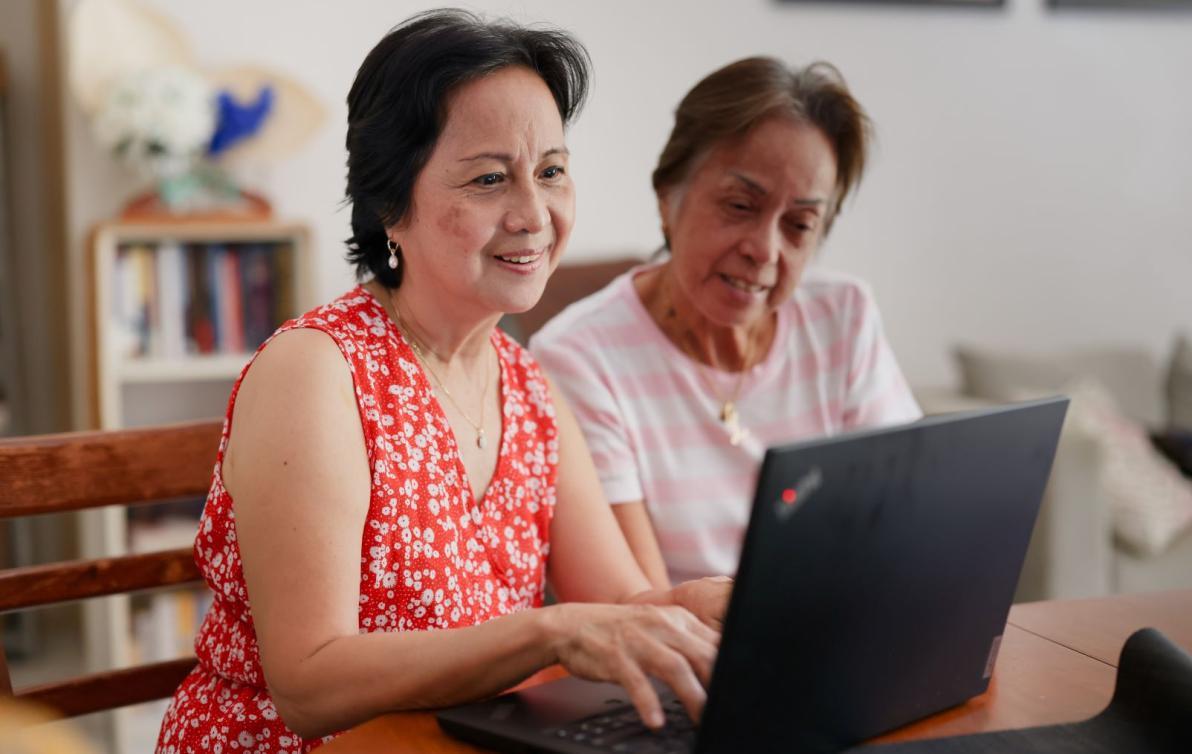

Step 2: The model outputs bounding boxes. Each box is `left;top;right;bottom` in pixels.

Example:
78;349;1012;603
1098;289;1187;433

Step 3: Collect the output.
670;576;734;631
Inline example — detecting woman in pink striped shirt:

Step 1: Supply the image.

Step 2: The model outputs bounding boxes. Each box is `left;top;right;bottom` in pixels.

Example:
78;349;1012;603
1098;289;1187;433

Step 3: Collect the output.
531;57;921;588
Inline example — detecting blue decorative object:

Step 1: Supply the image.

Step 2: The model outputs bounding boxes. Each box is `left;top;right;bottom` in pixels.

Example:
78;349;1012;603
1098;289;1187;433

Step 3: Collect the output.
207;85;274;156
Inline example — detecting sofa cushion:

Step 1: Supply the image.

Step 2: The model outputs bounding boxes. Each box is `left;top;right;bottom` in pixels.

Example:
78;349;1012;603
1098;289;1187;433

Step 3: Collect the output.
1167;333;1192;432
1057;380;1192;558
955;344;1164;428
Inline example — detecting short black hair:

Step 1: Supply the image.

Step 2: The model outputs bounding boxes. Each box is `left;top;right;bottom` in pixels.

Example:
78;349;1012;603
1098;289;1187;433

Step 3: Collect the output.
344;8;591;287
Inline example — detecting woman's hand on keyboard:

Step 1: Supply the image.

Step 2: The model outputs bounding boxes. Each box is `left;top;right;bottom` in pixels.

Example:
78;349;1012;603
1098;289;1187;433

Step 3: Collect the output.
545;603;719;730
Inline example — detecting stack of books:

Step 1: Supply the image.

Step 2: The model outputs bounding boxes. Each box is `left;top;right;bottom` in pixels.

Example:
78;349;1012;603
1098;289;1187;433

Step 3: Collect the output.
111;240;295;359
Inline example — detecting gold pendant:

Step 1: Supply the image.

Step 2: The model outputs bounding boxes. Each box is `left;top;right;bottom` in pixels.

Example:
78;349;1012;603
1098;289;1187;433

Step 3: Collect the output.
721;402;743;446
720;401;737;425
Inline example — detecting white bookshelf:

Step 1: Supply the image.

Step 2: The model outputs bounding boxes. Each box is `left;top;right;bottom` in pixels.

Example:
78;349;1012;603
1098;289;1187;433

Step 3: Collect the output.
92;219;310;428
84;217;310;751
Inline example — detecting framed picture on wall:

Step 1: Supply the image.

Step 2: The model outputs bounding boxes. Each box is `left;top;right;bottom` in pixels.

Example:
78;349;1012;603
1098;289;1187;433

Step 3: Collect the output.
778;0;1003;5
1049;0;1192;7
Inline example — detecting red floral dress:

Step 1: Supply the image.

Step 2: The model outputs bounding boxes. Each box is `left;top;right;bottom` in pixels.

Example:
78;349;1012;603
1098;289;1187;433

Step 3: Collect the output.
156;287;559;753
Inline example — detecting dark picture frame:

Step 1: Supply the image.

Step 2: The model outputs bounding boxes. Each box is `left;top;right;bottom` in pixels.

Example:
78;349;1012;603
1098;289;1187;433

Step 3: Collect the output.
1049;0;1192;7
778;0;1004;5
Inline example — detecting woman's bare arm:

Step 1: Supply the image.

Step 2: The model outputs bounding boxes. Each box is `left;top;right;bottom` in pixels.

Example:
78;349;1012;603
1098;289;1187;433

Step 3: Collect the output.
545;379;733;718
610;502;672;590
224;330;719;738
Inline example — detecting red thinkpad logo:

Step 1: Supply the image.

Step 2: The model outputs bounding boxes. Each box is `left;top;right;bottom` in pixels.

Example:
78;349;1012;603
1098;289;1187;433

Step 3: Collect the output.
775;467;822;520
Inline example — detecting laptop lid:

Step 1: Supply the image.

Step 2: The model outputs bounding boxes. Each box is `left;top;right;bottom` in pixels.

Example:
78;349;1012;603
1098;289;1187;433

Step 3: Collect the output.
437;397;1068;754
696;397;1068;753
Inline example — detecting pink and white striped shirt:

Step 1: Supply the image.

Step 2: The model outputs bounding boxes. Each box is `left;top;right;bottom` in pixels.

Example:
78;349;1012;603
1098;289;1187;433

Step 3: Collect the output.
529;263;921;584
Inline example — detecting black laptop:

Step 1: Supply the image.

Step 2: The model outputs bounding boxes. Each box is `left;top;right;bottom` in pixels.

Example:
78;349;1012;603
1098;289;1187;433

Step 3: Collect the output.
437;397;1069;754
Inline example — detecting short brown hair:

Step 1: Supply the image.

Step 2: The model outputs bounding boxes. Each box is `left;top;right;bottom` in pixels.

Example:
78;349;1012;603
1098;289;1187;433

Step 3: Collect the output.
652;57;871;235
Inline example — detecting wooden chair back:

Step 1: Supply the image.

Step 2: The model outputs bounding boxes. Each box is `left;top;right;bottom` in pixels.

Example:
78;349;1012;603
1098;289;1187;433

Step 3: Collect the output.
0;419;222;716
503;258;641;343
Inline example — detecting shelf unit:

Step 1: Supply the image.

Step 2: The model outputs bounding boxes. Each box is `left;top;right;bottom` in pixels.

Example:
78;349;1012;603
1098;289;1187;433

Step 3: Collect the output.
91;219;310;428
84;218;310;751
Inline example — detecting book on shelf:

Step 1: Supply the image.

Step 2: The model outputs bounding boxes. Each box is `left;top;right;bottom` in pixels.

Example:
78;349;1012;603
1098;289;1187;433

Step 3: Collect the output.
109;239;295;362
186;246;216;354
156;241;188;359
206;244;236;354
112;244;156;358
240;244;276;349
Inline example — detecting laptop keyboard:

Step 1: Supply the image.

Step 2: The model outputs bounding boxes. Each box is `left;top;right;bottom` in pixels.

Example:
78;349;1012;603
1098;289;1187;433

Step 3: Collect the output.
542;697;696;753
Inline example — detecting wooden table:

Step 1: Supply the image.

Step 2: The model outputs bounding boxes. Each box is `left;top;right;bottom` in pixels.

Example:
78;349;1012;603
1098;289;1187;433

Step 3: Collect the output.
1007;589;1192;666
320;589;1192;753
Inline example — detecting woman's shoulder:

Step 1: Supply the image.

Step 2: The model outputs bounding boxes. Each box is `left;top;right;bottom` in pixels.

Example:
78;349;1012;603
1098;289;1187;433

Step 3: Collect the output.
493;326;537;374
238;286;392;400
789;266;880;323
259;285;396;366
236;327;357;424
793;266;875;302
229;285;401;454
285;285;389;336
227;326;365;473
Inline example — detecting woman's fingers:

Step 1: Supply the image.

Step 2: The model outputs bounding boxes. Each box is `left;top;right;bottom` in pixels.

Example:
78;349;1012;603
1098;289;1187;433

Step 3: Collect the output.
615;659;665;729
555;603;723;728
682;608;722;650
672;626;718;688
630;607;716;721
655;606;719;688
640;643;707;724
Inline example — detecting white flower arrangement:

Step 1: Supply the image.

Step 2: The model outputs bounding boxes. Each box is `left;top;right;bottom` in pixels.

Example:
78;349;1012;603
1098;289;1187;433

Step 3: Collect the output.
92;65;216;180
70;0;327;213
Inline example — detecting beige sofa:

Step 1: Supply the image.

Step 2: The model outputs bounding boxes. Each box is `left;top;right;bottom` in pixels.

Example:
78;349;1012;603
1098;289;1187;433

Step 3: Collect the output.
917;343;1192;602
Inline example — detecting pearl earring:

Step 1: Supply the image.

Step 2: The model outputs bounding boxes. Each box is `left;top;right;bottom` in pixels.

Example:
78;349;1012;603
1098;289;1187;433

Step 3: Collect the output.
386;239;400;270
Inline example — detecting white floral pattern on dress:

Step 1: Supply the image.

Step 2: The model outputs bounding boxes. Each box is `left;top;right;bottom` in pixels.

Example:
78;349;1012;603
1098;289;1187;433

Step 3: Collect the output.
156;287;558;753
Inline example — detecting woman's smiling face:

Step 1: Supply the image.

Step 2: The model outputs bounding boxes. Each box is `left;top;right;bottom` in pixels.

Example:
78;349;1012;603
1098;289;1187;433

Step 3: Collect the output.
659;116;838;330
391;65;574;316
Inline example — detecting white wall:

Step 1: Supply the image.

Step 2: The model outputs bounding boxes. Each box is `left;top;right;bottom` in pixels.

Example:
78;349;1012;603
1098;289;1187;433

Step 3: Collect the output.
65;0;1192;393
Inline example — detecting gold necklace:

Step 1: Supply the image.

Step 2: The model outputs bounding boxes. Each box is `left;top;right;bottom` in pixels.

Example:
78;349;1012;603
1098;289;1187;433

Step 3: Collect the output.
694;339;754;447
652;269;758;447
386;287;492;450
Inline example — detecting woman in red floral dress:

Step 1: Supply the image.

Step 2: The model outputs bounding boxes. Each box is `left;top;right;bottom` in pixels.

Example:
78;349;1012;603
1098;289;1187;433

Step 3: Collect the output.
156;10;730;754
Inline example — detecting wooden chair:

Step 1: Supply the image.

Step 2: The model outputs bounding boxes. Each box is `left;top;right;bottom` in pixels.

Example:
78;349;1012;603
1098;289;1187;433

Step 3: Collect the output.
503;258;641;343
0;419;222;717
